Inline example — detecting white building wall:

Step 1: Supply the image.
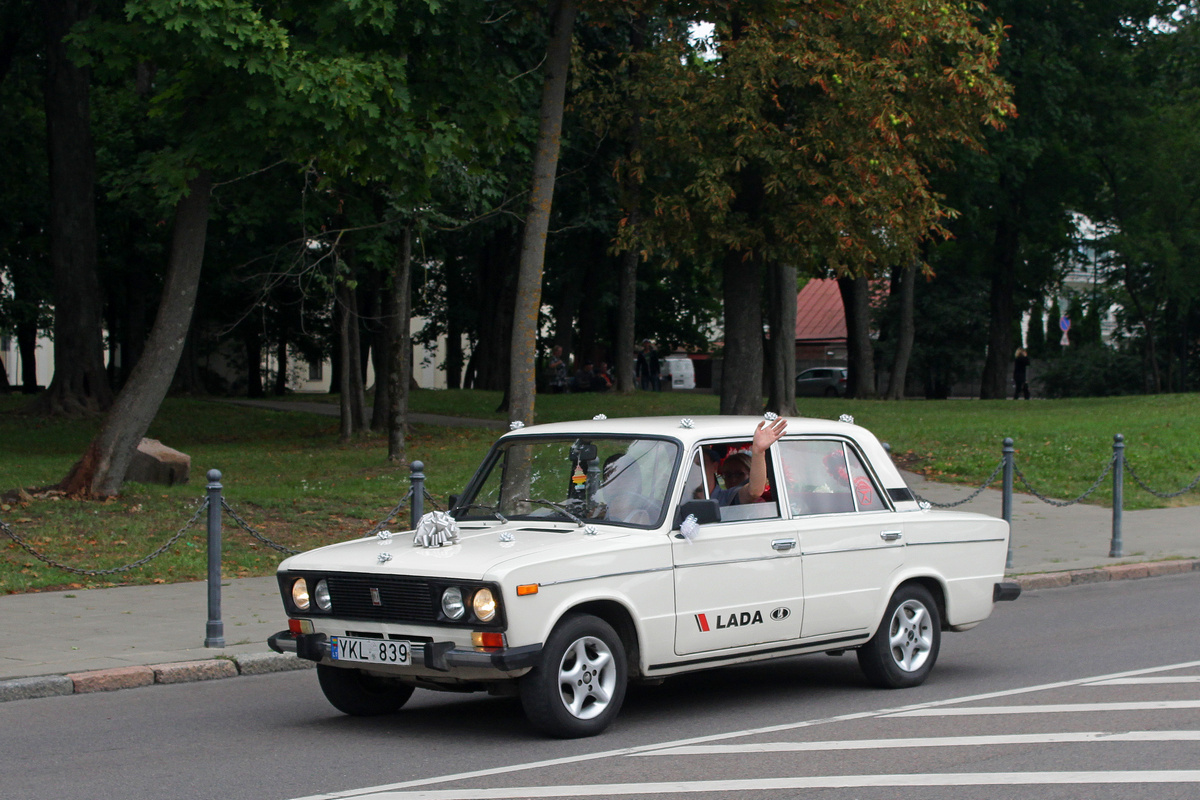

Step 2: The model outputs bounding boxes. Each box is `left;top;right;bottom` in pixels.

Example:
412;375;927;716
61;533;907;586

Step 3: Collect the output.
285;317;467;393
0;335;55;388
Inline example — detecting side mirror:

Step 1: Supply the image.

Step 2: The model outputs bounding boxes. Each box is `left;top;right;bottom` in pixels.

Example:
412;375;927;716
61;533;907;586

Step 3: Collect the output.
571;442;598;463
447;494;460;515
676;499;720;528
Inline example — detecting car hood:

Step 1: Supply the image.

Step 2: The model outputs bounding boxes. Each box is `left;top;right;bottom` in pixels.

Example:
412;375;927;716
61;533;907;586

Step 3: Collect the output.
277;522;635;581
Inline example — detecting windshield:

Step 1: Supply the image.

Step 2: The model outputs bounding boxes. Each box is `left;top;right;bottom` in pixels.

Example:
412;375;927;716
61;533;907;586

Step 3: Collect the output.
456;436;680;528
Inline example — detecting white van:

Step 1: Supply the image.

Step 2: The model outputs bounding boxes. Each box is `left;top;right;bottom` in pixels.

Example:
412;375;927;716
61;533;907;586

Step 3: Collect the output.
662;355;695;390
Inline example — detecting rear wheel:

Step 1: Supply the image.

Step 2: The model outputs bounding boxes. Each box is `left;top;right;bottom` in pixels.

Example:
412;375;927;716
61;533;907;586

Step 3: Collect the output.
317;664;414;716
857;584;941;688
519;614;628;738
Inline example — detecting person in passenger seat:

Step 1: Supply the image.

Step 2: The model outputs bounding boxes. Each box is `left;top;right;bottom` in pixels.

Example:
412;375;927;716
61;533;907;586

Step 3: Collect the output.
709;417;787;506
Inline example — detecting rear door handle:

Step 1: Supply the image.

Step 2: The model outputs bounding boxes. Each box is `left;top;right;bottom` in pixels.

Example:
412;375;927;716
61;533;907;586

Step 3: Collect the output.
880;530;903;541
772;538;797;551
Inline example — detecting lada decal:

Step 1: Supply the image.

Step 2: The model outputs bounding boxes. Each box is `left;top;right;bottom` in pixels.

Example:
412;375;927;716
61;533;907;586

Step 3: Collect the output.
695;607;791;632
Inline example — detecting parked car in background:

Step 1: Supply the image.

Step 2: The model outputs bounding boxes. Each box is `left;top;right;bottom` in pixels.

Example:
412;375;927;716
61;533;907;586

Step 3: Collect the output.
661;355;695;390
796;367;848;397
269;415;1018;738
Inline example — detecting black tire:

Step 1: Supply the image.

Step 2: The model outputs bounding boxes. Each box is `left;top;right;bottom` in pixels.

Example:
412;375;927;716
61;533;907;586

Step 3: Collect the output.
824;386;839;397
316;664;414;716
519;613;628;738
857;583;941;689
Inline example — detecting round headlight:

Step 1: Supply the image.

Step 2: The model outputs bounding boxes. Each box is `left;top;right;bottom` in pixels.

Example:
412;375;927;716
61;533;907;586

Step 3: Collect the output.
472;587;497;623
314;579;331;611
441;587;466;620
291;578;310;611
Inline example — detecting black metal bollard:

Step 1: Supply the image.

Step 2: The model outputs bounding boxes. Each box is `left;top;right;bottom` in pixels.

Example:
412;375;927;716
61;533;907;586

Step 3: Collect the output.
1002;438;1014;569
1110;434;1124;558
410;461;425;529
204;469;225;648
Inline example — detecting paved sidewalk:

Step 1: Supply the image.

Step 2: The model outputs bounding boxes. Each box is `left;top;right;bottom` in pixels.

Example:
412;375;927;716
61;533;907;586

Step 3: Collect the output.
3;452;1197;702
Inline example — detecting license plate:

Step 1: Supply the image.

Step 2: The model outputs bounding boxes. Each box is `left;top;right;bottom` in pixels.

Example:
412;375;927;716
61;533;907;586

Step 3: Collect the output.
331;636;411;665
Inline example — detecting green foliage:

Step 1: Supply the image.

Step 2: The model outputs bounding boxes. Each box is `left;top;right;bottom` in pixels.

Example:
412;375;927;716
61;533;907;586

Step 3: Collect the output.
625;0;1013;274
1037;343;1143;398
1079;7;1200;391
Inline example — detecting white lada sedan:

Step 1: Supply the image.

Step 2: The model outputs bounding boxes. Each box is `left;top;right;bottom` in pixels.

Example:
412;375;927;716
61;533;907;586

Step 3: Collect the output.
269;415;1019;738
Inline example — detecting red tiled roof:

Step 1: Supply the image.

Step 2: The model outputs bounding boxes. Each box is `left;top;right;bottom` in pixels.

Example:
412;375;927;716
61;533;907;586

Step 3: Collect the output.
794;279;845;342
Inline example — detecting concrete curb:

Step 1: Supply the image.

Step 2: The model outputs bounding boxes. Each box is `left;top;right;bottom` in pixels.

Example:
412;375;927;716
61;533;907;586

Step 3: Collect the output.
3;560;1198;703
1011;557;1200;591
0;651;313;703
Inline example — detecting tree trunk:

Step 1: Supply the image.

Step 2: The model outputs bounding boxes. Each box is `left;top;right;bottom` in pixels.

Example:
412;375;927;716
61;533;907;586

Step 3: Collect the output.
17;317;38;392
886;260;916;400
337;279;367;441
369;270;391;431
243;323;264;398
613;19;645;396
614;224;639;394
507;0;577;426
59;171;212;498
720;250;764;414
387;227;413;462
764;259;797;416
170;326;205;395
34;0;112;416
979;214;1019;399
470;229;518;391
838;275;877;399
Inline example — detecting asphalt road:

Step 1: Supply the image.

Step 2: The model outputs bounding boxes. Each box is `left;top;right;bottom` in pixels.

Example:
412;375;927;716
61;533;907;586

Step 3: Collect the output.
4;573;1200;800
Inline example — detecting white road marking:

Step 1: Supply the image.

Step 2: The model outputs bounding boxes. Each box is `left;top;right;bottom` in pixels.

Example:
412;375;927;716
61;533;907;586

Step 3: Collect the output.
1089;676;1200;685
634;730;1200;756
888;700;1200;717
292;658;1200;800
305;772;1200;799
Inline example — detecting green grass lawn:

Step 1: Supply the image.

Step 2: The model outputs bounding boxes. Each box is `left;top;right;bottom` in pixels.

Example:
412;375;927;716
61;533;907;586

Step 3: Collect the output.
3;390;1199;594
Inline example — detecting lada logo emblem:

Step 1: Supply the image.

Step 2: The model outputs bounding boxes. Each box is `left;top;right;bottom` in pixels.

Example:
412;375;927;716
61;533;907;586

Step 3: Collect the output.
770;607;791;621
370;588;382;606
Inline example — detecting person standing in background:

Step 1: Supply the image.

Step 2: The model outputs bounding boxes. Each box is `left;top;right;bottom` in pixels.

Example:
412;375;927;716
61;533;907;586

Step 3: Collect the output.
1013;348;1031;400
636;339;660;391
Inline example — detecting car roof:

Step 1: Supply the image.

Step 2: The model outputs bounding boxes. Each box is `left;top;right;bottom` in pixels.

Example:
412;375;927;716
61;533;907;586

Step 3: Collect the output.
502;415;864;447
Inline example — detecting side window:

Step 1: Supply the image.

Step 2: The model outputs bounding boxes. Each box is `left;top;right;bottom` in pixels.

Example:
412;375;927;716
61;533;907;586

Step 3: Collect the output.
845;447;887;511
777;440;856;516
681;442;781;523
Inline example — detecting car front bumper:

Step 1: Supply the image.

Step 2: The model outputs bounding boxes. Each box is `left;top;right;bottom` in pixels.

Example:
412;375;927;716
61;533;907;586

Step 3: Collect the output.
267;630;542;673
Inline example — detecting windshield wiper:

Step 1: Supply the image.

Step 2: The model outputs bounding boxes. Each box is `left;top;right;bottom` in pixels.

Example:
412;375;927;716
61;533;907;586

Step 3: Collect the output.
515;498;586;527
455;503;509;523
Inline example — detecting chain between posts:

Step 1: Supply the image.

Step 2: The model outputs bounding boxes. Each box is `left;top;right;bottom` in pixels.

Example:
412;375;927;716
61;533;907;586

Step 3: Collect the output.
1124;456;1200;499
0;497;209;576
912;458;1005;509
363;486;417;538
1012;454;1116;508
220;498;301;555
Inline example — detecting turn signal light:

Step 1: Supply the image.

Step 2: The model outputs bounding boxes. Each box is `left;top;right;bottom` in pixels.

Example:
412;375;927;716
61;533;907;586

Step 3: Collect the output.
472;631;506;649
517;584;539;596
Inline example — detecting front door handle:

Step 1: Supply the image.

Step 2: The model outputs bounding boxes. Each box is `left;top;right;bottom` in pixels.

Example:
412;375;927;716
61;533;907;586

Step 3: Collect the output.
772;538;797;551
880;530;903;541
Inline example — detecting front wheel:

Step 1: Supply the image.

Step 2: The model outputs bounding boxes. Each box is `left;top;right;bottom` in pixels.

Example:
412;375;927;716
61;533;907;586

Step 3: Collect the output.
316;664;414;716
519;614;628;738
857;584;941;689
